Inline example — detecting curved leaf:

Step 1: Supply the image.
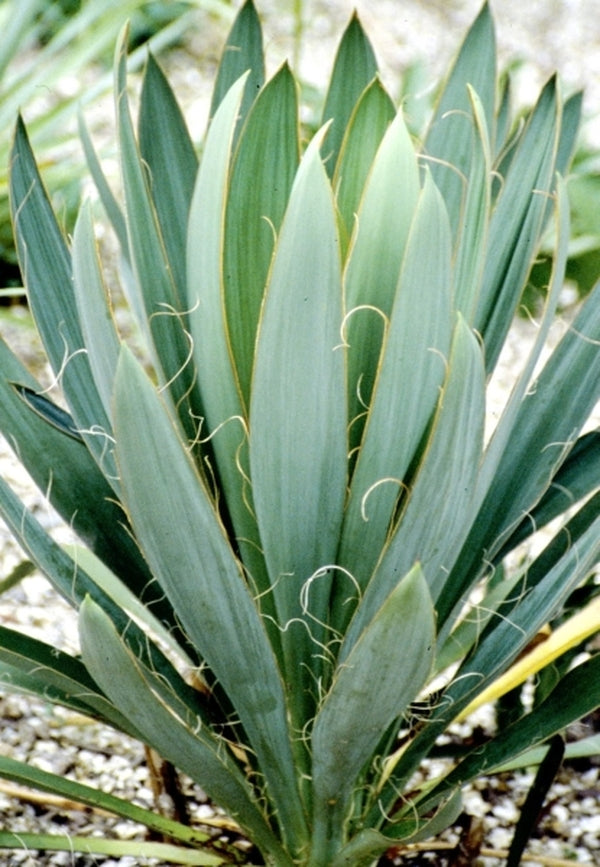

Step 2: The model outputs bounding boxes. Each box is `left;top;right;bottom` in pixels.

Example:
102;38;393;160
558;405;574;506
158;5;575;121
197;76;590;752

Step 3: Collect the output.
311;566;435;861
79;597;292;867
249;130;346;724
113;347;308;852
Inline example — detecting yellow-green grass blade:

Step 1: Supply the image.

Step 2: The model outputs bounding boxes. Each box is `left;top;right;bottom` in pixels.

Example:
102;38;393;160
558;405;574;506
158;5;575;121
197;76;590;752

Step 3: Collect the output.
424;2;496;239
115;26;198;442
249;130;346;725
343;108;420;454
139;52;198;299
310;565;435;862
0;755;225;858
333;78;396;244
113;348;308;852
224;63;299;410
336;172;451;616
415;652;600;817
209;0;264;134
321;11;378;177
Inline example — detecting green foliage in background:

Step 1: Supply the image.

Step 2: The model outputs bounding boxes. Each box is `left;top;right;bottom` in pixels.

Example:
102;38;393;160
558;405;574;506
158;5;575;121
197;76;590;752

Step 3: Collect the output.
0;1;599;864
0;0;232;284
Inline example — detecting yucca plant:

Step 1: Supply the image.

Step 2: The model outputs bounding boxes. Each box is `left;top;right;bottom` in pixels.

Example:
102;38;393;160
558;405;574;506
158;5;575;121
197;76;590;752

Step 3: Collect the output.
1;1;600;864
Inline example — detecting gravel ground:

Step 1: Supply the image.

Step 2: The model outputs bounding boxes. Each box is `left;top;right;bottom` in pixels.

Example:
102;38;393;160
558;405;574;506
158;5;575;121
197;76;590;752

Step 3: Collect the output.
1;1;600;865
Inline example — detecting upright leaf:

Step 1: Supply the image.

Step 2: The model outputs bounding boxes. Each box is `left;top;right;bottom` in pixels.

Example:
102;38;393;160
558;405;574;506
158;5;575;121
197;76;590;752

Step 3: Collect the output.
424;2;496;238
114;27;197;439
337;172;452;615
113;348;308;853
310;566;435;863
9;118;113;471
321;11;378;176
187;73;267;593
371;317;485;608
72;201;120;434
209;0;264;137
249;130;346;724
343;108;420;450
224;63;299;409
139;52;198;298
333;78;396;242
476;77;560;370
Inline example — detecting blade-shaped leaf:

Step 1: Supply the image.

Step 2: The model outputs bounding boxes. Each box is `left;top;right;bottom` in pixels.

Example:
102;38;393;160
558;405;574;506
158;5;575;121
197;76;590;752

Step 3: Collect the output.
365;316;485;614
78;110;128;255
72;200;120;435
452;86;492;322
343;108;420;452
494;429;600;560
321;11;378;176
78;597;294;867
139;52;198;297
336;171;451;617
209;0;264;134
113;347;308;852
333;77;396;242
187;73;266;589
310;566;435;861
249;130;346;723
9;116;113;471
424;2;496;238
115;26;197;440
438;175;570;627
476;77;560;369
224;62;299;409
